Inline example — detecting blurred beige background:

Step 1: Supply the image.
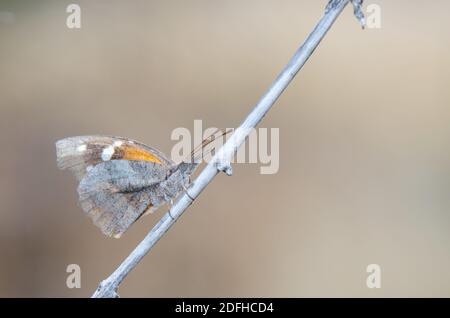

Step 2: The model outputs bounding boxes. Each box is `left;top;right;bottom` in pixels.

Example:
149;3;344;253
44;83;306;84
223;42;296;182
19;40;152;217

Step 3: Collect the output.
1;0;449;297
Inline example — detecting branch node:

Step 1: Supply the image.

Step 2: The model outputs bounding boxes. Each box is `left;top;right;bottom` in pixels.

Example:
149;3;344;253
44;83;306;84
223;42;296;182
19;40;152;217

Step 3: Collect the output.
351;0;365;29
325;0;365;29
92;280;120;298
216;160;233;176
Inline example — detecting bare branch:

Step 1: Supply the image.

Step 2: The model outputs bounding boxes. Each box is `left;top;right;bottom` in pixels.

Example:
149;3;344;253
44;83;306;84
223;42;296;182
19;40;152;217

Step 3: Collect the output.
92;0;364;298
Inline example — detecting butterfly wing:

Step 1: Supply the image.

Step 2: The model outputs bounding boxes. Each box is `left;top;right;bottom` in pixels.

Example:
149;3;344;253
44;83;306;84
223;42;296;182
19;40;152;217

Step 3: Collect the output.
56;135;175;238
77;160;169;238
56;135;173;181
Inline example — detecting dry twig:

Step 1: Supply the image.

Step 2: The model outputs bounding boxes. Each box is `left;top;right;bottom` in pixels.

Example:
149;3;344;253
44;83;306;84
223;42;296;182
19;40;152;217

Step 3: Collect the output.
92;0;365;298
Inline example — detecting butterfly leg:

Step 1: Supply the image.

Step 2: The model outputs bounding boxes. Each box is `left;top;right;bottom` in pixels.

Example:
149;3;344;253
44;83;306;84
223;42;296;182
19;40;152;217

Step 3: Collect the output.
182;184;195;201
168;202;175;220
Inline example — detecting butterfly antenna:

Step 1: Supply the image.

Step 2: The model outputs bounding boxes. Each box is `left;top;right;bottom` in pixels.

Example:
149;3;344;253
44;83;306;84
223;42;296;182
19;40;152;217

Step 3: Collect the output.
189;129;220;159
190;128;233;163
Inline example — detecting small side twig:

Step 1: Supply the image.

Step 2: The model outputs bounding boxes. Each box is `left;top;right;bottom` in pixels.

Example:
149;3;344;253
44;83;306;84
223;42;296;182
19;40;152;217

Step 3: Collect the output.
92;0;365;298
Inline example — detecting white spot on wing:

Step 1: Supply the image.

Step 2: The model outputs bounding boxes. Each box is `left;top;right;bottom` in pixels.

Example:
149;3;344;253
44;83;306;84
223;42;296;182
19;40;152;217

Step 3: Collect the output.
113;140;123;147
101;145;114;161
76;144;87;152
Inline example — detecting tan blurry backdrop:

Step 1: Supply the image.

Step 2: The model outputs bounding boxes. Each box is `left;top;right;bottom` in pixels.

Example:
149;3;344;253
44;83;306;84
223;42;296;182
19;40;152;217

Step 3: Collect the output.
0;0;449;297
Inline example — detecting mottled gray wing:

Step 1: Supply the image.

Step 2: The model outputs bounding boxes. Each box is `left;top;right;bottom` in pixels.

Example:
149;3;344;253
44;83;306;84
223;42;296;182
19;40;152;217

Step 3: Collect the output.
77;160;168;238
56;135;173;181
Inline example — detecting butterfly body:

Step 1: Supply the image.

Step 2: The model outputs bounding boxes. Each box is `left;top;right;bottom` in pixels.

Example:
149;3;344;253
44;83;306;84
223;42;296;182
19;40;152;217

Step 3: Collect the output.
56;136;197;238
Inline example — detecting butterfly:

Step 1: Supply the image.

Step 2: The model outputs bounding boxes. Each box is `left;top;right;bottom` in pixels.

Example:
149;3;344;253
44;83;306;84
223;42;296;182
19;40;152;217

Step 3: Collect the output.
56;134;221;238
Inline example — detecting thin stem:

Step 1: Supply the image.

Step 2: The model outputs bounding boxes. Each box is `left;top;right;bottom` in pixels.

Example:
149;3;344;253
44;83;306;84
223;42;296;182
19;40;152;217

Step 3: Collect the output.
92;0;362;298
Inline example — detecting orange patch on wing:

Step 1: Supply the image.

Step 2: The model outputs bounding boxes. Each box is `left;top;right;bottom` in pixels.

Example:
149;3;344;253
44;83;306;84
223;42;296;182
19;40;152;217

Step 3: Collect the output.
120;146;162;164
